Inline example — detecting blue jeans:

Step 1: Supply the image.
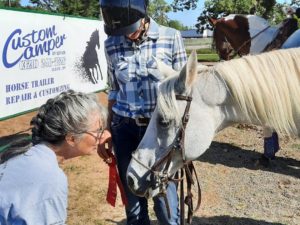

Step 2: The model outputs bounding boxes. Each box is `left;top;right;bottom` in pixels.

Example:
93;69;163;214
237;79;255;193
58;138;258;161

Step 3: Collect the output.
111;113;180;225
282;29;300;49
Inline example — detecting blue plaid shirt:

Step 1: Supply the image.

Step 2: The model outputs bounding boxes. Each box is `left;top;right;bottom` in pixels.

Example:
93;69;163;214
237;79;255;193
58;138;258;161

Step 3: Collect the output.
104;18;187;119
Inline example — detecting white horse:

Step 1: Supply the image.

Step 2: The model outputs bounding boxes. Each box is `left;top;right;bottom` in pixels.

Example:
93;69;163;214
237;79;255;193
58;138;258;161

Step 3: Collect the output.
127;48;300;198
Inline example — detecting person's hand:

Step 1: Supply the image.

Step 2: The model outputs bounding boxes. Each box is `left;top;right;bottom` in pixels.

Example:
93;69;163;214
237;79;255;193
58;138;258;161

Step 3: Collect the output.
98;129;113;164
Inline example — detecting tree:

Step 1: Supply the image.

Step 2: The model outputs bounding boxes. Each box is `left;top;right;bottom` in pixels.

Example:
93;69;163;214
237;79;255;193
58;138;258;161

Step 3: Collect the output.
148;0;172;26
148;0;189;29
30;0;60;12
57;0;99;17
195;0;283;32
168;19;189;30
170;0;198;11
29;0;100;18
291;0;300;7
0;0;21;8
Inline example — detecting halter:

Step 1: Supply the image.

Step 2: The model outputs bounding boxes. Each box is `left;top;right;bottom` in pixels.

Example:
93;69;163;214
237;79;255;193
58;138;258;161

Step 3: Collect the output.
131;94;201;225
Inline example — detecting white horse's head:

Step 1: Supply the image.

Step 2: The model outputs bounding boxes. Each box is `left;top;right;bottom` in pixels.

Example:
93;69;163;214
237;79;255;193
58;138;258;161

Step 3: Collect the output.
126;51;229;197
126;48;300;198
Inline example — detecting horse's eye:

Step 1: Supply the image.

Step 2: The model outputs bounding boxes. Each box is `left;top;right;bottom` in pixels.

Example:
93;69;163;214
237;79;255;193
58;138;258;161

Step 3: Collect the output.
158;118;171;128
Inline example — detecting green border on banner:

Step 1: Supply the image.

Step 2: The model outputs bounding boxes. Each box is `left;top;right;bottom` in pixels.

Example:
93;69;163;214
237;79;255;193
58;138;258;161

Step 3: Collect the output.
0;89;108;121
0;6;102;21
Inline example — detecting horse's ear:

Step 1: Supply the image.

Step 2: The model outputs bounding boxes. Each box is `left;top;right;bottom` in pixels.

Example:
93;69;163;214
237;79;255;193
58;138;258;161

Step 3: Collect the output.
175;50;198;93
208;17;217;27
153;56;177;78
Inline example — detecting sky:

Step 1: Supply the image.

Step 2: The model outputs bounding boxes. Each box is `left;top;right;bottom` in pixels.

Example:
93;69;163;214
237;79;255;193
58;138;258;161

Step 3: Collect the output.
20;0;292;27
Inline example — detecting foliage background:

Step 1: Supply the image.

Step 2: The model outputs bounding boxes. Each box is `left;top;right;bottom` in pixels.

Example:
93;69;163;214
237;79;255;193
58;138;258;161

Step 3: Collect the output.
1;0;299;30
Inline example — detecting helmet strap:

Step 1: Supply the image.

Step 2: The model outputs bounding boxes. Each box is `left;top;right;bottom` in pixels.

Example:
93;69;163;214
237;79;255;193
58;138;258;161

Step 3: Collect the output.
135;19;150;44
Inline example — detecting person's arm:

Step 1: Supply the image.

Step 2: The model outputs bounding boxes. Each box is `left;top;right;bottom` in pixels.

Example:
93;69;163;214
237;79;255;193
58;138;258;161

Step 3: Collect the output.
172;30;187;70
98;99;114;161
98;46;118;161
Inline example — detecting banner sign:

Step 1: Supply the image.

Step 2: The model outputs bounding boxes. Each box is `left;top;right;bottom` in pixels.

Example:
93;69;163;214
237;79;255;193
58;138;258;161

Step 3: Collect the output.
0;9;108;120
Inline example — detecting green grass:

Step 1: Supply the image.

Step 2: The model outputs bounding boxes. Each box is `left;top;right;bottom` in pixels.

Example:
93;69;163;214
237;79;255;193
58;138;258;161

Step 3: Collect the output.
184;38;220;62
186;48;220;62
186;48;216;54
197;54;219;62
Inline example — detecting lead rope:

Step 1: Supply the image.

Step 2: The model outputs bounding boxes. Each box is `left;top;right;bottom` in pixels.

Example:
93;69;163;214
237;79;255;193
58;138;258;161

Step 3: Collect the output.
175;162;202;225
176;94;201;224
185;162;201;224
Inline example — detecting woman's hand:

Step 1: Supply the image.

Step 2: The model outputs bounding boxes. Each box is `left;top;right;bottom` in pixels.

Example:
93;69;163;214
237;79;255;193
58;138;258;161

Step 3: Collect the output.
97;129;113;163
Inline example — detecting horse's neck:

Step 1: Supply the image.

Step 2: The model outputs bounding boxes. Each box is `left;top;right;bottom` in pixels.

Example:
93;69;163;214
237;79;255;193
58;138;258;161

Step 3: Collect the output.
195;72;238;131
195;71;261;133
247;16;279;54
249;27;278;54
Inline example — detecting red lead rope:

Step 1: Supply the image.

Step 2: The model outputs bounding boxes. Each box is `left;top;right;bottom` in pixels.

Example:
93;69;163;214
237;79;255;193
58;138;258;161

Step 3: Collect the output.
106;152;128;207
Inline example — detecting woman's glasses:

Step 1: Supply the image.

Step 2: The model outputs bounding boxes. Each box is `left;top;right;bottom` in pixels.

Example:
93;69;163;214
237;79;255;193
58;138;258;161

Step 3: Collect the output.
82;127;104;142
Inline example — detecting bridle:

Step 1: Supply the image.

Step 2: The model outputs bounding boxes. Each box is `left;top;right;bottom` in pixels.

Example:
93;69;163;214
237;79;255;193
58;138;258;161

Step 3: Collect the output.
131;93;201;225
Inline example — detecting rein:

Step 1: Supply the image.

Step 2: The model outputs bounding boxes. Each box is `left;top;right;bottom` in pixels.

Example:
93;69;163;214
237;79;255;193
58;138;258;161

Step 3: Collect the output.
131;94;201;224
227;25;271;59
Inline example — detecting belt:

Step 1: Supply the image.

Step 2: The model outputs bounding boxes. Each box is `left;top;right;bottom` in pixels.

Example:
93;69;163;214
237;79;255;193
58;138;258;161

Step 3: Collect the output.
113;113;150;127
132;117;150;126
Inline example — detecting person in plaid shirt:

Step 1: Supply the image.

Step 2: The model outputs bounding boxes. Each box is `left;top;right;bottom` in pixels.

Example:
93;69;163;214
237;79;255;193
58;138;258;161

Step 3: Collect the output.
98;0;187;224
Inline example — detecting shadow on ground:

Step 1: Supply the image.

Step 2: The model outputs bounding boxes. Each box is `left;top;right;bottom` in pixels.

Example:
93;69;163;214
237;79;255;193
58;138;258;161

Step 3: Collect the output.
107;215;285;225
198;141;300;179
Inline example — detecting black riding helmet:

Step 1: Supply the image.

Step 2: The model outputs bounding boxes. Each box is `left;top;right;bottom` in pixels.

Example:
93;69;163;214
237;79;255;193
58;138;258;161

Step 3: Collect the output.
100;0;148;36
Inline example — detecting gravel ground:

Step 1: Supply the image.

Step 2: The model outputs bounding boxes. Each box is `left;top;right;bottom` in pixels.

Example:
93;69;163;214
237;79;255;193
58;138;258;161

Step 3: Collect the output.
189;125;300;225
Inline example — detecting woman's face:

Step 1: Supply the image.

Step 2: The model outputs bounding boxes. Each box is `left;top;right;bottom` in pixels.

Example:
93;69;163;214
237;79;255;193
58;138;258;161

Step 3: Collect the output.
73;114;104;157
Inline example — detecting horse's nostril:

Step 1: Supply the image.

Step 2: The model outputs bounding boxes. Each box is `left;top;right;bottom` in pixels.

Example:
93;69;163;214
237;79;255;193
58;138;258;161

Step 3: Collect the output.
127;175;135;190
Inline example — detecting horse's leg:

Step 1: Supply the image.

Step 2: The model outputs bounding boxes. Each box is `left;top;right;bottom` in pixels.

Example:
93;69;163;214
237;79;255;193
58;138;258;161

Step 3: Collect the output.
95;66;99;81
97;63;103;80
88;68;96;84
91;69;97;84
263;126;280;159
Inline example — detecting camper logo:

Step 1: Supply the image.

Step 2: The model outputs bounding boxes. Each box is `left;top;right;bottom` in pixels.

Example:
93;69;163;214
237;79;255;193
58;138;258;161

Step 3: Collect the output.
2;25;66;68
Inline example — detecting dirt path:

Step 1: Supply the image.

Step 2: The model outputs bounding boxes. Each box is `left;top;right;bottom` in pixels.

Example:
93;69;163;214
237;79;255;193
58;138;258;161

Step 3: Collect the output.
0;92;299;225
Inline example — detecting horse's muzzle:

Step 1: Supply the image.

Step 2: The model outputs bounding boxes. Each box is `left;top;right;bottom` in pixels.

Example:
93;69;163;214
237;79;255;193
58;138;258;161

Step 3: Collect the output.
126;172;151;198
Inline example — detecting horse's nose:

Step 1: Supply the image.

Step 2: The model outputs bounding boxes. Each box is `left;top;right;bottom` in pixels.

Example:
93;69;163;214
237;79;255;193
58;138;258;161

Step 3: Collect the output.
126;172;150;197
127;175;135;191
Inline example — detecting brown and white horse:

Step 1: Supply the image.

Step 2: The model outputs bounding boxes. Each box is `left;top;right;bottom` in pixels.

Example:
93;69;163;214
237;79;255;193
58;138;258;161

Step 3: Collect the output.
209;14;298;60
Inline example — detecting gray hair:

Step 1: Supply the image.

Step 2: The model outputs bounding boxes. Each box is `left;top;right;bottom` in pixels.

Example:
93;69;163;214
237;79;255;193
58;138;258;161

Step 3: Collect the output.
0;90;107;163
31;89;107;145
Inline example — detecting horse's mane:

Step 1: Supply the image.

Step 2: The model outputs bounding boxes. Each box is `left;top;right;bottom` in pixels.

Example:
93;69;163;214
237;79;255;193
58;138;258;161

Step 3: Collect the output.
157;75;181;124
232;15;249;31
158;48;300;136
91;29;99;40
215;48;300;136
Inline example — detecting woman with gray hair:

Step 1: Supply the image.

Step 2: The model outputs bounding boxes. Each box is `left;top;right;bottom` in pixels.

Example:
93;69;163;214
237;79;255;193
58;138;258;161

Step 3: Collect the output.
0;90;108;224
